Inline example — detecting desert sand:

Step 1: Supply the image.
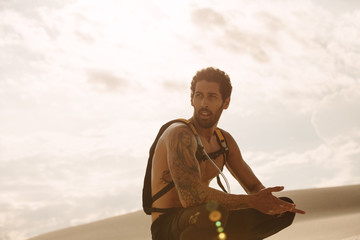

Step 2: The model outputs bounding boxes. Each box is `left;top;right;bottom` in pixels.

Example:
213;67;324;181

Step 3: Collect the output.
28;184;360;240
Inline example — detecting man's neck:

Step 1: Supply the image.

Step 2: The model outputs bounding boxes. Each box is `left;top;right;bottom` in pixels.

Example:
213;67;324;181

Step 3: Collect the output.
189;117;217;143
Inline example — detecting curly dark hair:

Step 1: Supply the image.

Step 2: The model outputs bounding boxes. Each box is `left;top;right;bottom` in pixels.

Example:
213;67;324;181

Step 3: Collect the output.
190;67;232;101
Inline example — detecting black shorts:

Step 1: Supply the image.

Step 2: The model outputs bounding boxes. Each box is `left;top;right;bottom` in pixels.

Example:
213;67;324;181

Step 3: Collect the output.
151;197;295;240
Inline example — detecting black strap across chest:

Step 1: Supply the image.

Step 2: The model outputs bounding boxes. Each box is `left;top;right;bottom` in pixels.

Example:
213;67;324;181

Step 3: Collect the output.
142;119;229;215
196;146;226;162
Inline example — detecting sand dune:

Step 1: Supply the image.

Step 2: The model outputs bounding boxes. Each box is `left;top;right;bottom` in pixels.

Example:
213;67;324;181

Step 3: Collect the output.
28;184;360;240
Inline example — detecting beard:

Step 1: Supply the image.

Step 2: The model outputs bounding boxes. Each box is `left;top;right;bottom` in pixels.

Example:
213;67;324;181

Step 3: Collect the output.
193;105;224;129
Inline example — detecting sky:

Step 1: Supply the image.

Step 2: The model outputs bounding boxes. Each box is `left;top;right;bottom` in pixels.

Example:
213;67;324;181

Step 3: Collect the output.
0;0;360;239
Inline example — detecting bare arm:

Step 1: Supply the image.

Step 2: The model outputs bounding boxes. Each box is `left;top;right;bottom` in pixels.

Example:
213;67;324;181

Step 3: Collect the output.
223;131;265;194
165;124;251;210
165;124;304;215
223;130;305;214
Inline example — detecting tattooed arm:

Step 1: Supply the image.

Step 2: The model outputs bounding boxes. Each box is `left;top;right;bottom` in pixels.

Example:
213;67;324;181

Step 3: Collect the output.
164;124;251;210
164;124;305;215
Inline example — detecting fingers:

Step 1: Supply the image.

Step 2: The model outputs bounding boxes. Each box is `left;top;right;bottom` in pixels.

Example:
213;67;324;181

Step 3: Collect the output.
267;208;286;215
267;206;305;215
291;207;306;214
273;199;306;214
256;187;306;215
263;186;284;193
280;203;306;215
278;198;306;215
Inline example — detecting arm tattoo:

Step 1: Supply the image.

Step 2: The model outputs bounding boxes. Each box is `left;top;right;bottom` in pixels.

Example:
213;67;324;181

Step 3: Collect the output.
160;170;172;184
167;125;251;210
167;126;204;206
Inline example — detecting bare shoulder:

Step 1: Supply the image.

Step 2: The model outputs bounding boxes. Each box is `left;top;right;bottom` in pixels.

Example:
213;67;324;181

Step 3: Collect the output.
164;122;191;133
160;123;197;150
218;128;237;148
162;122;193;135
218;128;244;164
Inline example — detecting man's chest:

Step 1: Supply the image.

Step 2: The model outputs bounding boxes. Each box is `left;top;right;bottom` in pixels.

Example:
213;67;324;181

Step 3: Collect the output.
198;153;225;182
197;135;226;181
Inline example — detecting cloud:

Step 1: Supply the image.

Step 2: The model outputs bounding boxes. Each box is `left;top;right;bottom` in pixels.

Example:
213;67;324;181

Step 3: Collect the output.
221;27;275;62
162;80;188;92
190;7;227;29
0;131;144;239
0;0;74;12
312;84;360;140
0;190;140;240
315;0;360;14
0;11;49;79
254;11;286;32
74;30;95;43
87;69;129;93
222;95;322;153
240;131;360;191
188;6;287;63
220;11;287;63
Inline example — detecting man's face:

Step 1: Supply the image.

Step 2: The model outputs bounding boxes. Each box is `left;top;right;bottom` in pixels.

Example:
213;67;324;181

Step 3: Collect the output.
191;80;230;128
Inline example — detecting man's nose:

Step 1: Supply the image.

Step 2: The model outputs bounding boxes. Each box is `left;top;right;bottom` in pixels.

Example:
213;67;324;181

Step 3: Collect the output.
200;97;209;107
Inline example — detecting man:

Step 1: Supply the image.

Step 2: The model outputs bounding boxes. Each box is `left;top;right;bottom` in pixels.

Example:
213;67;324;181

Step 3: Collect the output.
146;67;305;240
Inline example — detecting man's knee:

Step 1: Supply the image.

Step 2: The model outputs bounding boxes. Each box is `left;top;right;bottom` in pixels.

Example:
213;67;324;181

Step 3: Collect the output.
195;201;229;227
206;201;229;224
180;202;229;239
188;202;229;230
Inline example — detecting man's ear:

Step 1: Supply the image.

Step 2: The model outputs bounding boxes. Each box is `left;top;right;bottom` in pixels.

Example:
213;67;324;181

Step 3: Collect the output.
223;97;230;109
190;94;194;106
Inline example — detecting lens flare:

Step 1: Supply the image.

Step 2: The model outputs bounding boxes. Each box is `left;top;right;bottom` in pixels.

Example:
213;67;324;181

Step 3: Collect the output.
216;221;222;227
217;227;224;233
209;210;221;222
218;232;227;240
206;200;219;212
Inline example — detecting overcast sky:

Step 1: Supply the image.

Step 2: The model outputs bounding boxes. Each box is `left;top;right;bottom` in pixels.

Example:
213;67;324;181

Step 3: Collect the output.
1;0;360;239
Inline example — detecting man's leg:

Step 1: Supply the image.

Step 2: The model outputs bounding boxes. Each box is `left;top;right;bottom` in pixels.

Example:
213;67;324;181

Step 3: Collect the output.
225;197;296;240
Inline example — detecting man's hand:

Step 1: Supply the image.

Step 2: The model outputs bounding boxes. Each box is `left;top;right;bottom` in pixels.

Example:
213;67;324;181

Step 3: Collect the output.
249;186;306;215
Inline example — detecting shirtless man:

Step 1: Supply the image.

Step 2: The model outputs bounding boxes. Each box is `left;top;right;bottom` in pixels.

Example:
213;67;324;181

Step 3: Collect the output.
147;67;305;240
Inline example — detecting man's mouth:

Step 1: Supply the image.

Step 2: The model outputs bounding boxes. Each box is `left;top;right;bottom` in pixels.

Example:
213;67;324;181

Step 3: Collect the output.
199;110;212;118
